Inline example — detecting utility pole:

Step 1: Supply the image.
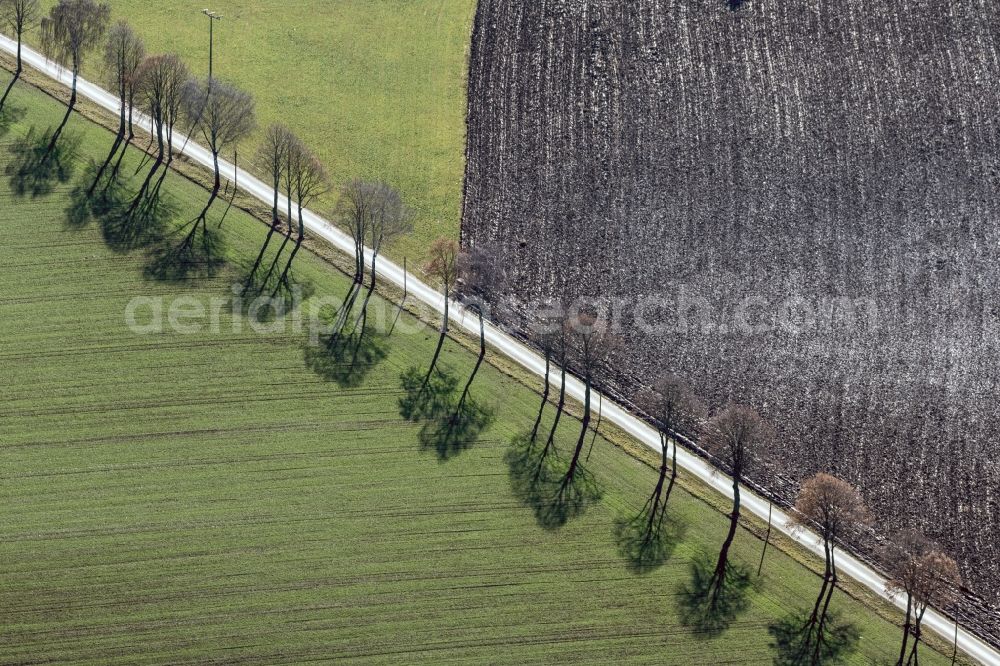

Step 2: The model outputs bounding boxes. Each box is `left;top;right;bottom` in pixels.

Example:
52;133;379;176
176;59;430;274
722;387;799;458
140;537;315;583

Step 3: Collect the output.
202;9;223;81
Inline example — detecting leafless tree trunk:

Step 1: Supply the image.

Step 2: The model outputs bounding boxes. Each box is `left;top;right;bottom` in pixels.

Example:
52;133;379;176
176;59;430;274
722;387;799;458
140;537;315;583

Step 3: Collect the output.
39;0;110;154
274;148;327;293
245;124;291;292
0;0;39;112
90;20;143;195
538;325;568;474
259;133;300;287
127;53;188;216
420;238;459;391
701;405;775;609
636;376;703;544
345;182;412;338
559;315;616;491
180;77;256;246
453;304;486;416
884;537;961;666
530;350;551;444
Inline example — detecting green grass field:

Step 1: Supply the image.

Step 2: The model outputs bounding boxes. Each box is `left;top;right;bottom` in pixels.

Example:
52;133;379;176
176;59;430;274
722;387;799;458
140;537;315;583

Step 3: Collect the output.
0;81;963;664
30;0;476;264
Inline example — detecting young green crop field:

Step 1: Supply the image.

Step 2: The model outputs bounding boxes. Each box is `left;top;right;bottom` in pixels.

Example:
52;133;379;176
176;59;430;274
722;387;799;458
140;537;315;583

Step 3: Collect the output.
30;0;476;265
0;82;963;664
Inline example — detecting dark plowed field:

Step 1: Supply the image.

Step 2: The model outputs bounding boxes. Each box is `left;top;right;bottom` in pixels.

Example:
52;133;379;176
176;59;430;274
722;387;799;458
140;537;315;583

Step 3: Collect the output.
462;0;1000;632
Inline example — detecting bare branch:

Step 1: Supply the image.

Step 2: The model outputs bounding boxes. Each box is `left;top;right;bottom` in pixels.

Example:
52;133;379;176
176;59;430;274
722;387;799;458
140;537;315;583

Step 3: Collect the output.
182;77;257;158
39;0;110;71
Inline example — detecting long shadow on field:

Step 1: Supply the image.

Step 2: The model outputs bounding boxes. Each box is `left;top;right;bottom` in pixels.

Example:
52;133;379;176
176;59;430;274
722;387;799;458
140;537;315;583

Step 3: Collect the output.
613;508;685;574
399;366;494;460
305;327;389;389
5;126;79;197
237;270;316;322
506;433;602;530
65;170;173;256
679;553;755;637
143;223;225;283
768;611;860;665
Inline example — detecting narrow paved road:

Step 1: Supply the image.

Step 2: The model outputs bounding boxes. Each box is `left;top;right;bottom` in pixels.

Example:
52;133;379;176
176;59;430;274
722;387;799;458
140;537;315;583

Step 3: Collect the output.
1;33;994;665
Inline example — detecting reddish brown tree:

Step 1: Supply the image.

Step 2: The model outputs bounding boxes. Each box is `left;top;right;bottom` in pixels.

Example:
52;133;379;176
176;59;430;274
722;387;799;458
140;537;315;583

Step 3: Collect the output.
885;532;962;666
792;472;871;665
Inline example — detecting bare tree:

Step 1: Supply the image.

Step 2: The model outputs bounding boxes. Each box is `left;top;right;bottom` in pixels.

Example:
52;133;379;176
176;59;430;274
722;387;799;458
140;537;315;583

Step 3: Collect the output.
38;0;110;153
89;19;143;194
700;405;774;608
244;124;292;292
183;78;255;220
0;0;40;112
528;308;561;445
273;143;328;292
420;237;459;390
179;77;256;234
538;315;569;472
791;472;871;665
558;313;616;491
259;131;303;290
128;53;189;212
347;181;412;343
886;532;962;666
637;376;703;544
329;178;375;338
451;247;500;416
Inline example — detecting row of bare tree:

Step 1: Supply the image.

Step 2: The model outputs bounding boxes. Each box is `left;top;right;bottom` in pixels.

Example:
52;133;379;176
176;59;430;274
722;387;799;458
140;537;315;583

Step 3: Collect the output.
1;0;415;291
515;307;963;665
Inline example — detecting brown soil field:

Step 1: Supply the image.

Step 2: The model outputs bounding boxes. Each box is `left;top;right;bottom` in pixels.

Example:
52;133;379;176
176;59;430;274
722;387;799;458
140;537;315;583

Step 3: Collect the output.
461;0;1000;639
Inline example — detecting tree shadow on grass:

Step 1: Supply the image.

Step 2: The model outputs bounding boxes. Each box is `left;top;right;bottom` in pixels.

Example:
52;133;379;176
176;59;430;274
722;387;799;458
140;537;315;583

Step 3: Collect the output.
64;171;172;256
399;366;494;460
5;126;79;197
613;509;686;574
505;434;602;530
679;553;755;637
305;328;389;389
0;104;27;138
418;396;493;460
143;224;226;283
399;365;459;421
65;173;97;230
233;270;315;325
768;611;860;665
